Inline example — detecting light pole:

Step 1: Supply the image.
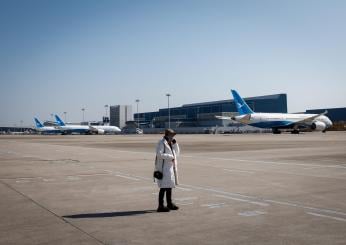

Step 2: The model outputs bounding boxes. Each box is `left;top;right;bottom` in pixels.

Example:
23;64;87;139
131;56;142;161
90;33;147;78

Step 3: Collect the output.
104;105;109;117
63;112;67;122
81;108;85;122
50;113;54;122
135;99;140;128
166;93;171;128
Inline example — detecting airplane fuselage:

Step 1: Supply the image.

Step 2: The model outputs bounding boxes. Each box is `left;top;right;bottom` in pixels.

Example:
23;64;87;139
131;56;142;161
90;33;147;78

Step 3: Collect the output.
234;113;333;131
57;125;91;134
91;125;121;133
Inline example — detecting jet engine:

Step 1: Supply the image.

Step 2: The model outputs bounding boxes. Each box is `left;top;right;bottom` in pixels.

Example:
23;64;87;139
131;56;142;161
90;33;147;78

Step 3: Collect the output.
97;129;105;134
311;121;326;131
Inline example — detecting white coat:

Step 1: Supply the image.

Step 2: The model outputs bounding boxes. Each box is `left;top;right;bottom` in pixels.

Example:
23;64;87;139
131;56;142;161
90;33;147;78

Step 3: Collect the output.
155;138;180;188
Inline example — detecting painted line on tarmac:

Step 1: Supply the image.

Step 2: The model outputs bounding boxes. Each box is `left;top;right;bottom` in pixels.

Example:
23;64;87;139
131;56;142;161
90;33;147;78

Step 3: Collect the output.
175;197;198;201
238;210;267;217
215;194;269;207
16;179;31;183
306;212;346;222
73;168;346;221
265;199;346;217
68;172;112;178
182;155;346;170
176;202;194;206
319;159;346;165
107;149;346;170
187;161;346;180
115;174;140;181
223;168;255;174
176;186;193;191
176;183;346;220
42;178;56;182
201;203;227;209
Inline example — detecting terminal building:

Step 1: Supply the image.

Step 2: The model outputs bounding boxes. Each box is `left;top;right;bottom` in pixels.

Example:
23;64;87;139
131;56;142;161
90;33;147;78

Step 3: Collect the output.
306;107;346;122
110;105;133;128
134;93;287;129
306;107;346;131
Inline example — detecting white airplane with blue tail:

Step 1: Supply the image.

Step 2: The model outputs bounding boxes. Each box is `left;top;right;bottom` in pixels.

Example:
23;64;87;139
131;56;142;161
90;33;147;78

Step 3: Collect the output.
55;115;91;134
34;118;62;134
55;115;121;134
217;90;333;134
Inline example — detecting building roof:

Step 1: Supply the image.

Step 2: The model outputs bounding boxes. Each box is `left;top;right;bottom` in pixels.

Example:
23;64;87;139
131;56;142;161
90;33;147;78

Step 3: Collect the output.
182;94;286;108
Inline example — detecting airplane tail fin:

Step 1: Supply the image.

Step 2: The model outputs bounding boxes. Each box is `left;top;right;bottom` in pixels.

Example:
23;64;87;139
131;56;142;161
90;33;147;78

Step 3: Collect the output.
55;115;65;126
34;118;44;128
231;90;254;115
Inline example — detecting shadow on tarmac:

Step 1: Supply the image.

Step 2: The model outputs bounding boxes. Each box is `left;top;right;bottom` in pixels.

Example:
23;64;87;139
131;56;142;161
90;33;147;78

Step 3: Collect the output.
63;210;156;219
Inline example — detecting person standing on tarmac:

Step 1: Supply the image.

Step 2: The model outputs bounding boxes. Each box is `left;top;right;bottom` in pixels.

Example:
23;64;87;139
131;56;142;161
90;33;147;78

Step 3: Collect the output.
154;129;180;212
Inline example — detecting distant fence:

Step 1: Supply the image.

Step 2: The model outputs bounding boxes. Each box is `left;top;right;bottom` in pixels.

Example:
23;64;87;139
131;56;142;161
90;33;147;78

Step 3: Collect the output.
141;126;271;134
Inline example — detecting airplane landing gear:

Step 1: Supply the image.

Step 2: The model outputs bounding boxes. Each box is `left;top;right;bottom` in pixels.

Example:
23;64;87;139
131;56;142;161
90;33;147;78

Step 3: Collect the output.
272;128;281;134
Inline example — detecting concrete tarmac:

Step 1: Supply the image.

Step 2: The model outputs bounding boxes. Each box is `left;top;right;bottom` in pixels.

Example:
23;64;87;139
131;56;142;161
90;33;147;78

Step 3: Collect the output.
0;132;346;244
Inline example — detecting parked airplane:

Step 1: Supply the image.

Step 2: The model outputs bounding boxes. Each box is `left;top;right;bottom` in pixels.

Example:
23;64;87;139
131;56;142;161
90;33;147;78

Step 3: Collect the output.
55;115;91;134
34;118;61;134
216;90;333;134
89;125;121;134
55;115;121;134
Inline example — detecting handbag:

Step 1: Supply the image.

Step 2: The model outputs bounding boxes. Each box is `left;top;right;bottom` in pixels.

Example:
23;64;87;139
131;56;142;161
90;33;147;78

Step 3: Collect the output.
153;142;165;180
153;168;163;180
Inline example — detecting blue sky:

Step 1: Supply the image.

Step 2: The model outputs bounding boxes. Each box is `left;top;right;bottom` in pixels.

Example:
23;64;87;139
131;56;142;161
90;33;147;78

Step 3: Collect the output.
1;0;345;126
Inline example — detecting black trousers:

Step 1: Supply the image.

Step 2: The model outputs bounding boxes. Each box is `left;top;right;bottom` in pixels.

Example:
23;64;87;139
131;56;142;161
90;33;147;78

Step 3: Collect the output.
158;188;172;206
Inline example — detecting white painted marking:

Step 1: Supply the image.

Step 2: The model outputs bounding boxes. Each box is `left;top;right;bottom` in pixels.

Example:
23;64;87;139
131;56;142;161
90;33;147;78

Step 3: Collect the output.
114;171;152;181
319;159;346;165
15;180;31;183
223;169;255;174
106;149;346;170
265;200;346;217
201;203;227;209
215;194;269;207
307;212;346;222
178;183;346;217
181;184;258;200
238;210;267;217
67;176;80;181
188;161;346;180
176;202;194;206
69;173;110;178
176;186;192;191
182;155;346;170
42;178;55;182
175;197;198;201
265;199;299;208
78;169;346;218
115;174;140;181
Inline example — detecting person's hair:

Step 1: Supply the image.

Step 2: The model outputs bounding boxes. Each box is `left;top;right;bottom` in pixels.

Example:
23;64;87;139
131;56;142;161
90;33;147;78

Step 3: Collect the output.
165;128;176;136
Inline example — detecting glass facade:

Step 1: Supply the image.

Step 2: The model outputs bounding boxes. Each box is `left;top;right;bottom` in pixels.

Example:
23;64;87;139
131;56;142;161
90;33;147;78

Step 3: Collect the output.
306;108;346;122
135;94;288;128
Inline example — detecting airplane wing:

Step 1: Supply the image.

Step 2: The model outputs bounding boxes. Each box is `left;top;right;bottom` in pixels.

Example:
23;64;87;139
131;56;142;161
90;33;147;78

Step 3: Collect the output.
215;115;233;120
294;110;328;125
89;126;98;132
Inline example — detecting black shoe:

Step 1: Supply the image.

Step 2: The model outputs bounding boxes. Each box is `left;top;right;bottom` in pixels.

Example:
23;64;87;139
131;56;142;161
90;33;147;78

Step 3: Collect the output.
157;206;170;212
167;203;179;210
